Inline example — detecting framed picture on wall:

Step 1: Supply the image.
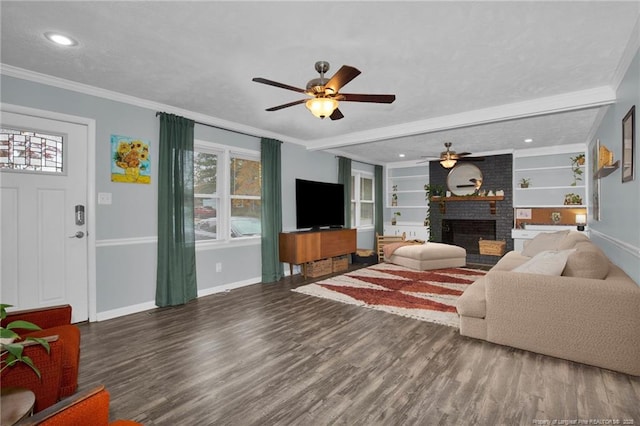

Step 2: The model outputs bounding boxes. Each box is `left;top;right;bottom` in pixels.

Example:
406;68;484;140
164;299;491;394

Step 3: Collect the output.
111;135;151;184
622;105;635;183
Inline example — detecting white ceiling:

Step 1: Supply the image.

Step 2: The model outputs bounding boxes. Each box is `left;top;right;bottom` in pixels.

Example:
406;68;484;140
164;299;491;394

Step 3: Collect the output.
1;1;639;164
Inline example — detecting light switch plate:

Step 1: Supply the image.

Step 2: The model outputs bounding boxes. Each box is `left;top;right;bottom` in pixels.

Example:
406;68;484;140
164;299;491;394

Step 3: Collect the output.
98;192;112;205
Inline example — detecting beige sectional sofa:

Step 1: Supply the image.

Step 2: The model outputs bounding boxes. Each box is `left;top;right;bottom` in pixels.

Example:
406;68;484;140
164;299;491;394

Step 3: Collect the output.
456;231;640;376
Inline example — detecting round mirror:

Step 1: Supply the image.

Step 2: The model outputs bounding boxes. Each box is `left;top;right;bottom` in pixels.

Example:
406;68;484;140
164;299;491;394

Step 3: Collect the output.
447;163;483;196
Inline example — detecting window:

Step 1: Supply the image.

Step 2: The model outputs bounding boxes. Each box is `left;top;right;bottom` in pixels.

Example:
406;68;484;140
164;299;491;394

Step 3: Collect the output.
0;128;63;173
193;141;261;242
351;170;375;228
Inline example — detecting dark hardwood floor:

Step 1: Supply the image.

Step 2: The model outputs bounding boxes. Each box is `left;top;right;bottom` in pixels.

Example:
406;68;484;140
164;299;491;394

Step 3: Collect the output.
77;267;640;425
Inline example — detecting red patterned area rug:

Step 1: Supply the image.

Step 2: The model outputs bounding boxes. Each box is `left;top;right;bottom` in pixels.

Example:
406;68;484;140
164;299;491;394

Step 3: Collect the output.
292;263;486;327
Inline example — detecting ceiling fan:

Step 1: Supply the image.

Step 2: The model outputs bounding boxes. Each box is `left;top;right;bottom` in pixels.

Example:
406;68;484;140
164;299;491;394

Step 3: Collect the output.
252;61;396;120
420;142;485;168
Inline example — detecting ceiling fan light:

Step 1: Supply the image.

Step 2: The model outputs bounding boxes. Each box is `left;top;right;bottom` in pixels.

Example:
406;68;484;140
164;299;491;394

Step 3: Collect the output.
440;158;457;168
306;97;338;119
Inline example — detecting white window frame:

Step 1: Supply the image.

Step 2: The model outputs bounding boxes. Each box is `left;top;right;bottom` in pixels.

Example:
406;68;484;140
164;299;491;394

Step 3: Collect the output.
351;169;375;229
194;140;261;244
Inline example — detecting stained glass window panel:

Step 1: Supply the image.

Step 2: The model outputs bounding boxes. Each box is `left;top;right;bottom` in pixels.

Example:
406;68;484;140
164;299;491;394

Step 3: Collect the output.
0;128;63;173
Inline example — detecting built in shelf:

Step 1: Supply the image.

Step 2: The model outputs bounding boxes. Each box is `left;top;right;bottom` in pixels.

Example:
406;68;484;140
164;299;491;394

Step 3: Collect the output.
430;195;504;202
594;161;620;179
430;195;505;215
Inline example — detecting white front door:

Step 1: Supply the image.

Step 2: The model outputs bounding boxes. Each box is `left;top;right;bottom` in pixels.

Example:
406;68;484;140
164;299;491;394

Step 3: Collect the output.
1;111;89;323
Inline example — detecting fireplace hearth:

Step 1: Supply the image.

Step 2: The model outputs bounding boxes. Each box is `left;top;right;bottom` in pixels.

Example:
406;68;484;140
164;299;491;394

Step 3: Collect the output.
442;219;496;254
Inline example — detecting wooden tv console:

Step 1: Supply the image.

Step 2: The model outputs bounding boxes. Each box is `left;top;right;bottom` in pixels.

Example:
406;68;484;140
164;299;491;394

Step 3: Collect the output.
279;228;357;277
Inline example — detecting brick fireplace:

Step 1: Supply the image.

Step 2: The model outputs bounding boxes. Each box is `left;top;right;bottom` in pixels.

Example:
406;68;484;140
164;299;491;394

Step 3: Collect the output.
429;154;513;265
442;219;496;255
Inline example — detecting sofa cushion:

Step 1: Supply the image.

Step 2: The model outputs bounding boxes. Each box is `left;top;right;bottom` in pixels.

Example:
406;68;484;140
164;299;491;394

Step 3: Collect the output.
513;249;576;276
562;241;610;279
392;242;466;260
491;251;530;271
521;230;570;257
557;231;591;249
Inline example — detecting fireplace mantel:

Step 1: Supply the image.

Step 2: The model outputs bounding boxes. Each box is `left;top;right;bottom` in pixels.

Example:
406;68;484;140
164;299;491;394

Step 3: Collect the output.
430;195;505;214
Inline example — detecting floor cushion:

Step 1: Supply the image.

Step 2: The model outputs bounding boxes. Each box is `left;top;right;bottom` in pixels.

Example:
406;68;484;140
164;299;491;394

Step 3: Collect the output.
388;242;466;271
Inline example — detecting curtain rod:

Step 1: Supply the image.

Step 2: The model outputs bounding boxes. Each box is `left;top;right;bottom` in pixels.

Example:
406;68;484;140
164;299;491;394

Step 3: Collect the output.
336;155;382;168
155;111;262;139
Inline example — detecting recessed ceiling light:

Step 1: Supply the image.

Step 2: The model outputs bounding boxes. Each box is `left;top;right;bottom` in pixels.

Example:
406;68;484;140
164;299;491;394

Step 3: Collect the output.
524;138;533;143
398;153;405;158
44;32;78;46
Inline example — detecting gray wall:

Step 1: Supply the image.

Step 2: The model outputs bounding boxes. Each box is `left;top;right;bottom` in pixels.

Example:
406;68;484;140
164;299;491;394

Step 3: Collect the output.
0;74;339;317
589;47;640;284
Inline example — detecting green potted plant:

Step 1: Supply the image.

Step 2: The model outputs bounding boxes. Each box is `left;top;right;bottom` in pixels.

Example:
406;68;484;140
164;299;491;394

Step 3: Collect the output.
563;193;583;205
519;178;531;188
571;153;585;166
570;154;585;186
391;185;398;206
391;211;401;225
1;304;51;378
424;183;444;199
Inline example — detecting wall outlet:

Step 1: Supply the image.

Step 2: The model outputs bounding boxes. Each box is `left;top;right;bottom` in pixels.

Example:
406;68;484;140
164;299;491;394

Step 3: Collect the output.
216;262;222;272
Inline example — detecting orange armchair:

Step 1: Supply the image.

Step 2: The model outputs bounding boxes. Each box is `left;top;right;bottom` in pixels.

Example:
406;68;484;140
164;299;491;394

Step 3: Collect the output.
1;305;80;412
16;385;142;425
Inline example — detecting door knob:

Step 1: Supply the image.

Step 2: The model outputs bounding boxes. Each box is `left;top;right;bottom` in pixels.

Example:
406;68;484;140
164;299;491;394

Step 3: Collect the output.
69;231;85;239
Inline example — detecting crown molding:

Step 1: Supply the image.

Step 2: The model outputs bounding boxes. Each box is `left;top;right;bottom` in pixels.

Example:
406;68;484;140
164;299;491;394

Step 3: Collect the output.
0;63;303;145
584;105;611;147
0;64;619;152
305;86;617;151
513;143;587;158
611;15;640;91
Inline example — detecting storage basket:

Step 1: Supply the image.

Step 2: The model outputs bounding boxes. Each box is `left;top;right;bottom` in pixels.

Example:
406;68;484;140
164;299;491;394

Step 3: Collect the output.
305;258;332;278
478;239;506;256
332;255;349;273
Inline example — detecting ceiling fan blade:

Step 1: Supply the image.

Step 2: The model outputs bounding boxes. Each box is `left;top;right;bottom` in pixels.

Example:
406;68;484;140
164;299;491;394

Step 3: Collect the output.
340;93;396;104
252;77;306;93
457;152;472;157
325;66;361;93
459;157;485;162
265;99;307;111
329;108;344;121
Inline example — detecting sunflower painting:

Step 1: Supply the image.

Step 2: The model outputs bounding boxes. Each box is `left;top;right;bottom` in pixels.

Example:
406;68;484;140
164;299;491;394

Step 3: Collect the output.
111;135;151;184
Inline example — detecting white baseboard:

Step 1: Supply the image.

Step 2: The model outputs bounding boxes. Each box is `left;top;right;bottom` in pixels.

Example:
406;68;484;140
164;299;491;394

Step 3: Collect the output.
96;301;157;321
96;276;262;321
197;277;261;298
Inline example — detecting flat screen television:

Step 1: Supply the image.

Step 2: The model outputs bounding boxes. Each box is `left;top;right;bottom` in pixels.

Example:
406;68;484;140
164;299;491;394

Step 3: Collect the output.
296;179;345;230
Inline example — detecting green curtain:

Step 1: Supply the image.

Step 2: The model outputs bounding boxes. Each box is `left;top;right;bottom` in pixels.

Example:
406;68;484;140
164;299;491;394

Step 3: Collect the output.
374;164;383;236
338;156;352;228
260;138;284;283
156;113;197;307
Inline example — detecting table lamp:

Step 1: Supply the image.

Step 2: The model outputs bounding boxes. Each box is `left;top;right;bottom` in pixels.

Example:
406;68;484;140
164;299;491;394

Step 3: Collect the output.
575;214;587;231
